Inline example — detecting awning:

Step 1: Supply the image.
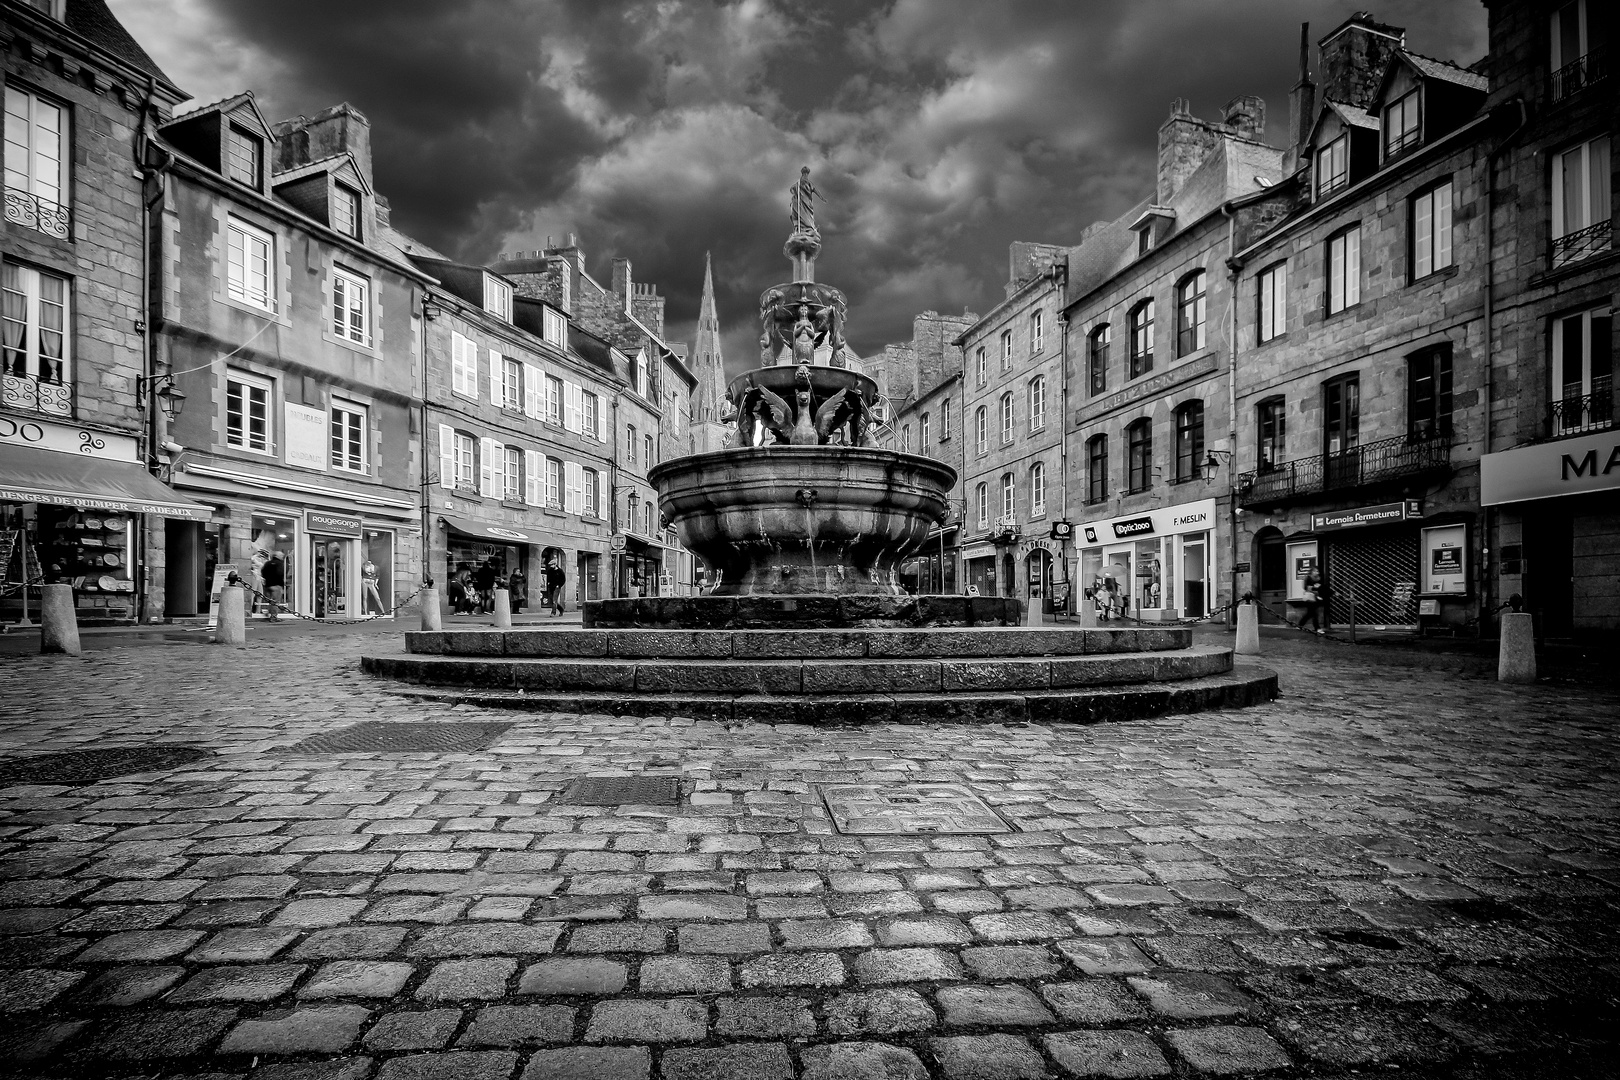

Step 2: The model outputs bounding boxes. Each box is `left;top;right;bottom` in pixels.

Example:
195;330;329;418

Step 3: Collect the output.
440;515;538;544
0;442;211;520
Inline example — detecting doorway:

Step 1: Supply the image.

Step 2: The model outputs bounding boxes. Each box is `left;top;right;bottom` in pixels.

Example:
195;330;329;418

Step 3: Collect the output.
164;519;202;617
1524;500;1574;637
310;534;353;618
1181;535;1208;617
1102;545;1132;618
1255;528;1286;622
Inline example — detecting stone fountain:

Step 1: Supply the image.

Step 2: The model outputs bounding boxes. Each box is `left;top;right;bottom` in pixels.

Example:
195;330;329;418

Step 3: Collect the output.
361;170;1276;721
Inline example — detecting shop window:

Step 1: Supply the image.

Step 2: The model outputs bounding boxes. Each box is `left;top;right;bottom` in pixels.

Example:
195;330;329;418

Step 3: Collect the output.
1028;376;1046;433
450;331;478;398
545;373;563;423
1411;180;1453;280
226;369;272;453
1128;299;1153;378
1552;138;1612;268
332;182;361;239
330;399;367;472
1030;310;1044;355
1174;401;1204;482
1176;271;1205;356
1031;461;1046;516
1000;473;1015;521
225;123;262;188
1384;88;1420;158
483;273;513;322
1317;133;1348;198
975;405;987;455
975;482;988;528
1407;344;1453;439
362;530;393;615
1;262;69;415
226;217;274;310
1257;262;1286;342
974;346;987;388
999;392;1013;444
1327;225;1362;315
454;431;476;488
1550;306;1613;435
1089;323;1110;395
545;456;561;508
1256;396;1286;469
1000;330;1013;373
331;267;370;345
1127;418;1153;493
3;86;68;239
1087;435;1108;504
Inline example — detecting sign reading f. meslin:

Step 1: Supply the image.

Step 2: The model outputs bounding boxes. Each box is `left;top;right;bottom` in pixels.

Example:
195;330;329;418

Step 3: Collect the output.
1481;432;1620;506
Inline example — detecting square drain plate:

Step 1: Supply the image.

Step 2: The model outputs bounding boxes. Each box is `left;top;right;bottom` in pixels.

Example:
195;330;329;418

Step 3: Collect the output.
821;782;1011;835
559;776;680;806
0;746;211;787
282;721;513;754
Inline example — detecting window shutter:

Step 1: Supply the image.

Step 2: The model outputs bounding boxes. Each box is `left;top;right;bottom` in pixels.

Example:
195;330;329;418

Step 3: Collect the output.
597;470;608;518
467;338;481;397
438;424;456;489
491;440;506;496
478;436;495;497
524;365;541;418
525;449;542;505
450;334;466;395
563;461;580;513
489;350;504;407
564;383;580;432
596;394;607;443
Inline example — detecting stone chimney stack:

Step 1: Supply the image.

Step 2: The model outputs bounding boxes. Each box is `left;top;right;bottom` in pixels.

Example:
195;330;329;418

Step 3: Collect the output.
271;103;372;186
1157;98;1222;204
1222;96;1266;141
611;257;632;314
1289;23;1317;158
1317;12;1405;109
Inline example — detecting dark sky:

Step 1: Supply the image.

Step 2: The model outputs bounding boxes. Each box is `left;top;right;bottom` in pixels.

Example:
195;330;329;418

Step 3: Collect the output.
111;0;1488;376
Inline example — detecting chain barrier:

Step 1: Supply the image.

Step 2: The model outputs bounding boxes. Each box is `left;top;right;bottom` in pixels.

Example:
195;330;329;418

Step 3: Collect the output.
224;573;428;626
1061;595;1240;628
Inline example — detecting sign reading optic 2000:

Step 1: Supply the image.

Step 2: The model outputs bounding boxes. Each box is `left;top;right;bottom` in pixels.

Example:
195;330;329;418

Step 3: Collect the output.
0;417;139;462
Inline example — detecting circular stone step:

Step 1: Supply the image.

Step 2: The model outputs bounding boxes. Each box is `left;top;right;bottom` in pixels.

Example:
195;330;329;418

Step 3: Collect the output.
583;593;1023;629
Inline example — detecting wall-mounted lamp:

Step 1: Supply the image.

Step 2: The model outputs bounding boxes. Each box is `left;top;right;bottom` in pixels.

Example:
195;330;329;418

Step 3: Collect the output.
137;374;187;424
1201;449;1233;483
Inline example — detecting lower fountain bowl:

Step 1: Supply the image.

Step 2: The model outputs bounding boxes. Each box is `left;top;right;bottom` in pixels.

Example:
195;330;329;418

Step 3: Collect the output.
648;445;957;597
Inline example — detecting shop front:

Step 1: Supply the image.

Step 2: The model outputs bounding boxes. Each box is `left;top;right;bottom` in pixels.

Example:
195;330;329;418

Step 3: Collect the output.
1299;500;1443;629
961;541;997;597
616;533;668;598
440;515;540;613
1;417;210;624
1076;498;1216;620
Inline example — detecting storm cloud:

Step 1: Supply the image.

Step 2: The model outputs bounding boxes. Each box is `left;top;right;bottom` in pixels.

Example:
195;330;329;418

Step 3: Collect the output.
111;0;1487;373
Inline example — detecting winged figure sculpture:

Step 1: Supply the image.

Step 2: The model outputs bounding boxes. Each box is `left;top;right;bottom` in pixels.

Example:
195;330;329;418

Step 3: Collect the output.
736;376;791;447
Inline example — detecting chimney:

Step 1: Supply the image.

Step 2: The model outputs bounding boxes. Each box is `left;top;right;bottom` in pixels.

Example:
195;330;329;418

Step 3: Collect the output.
1289;23;1317;157
1317;12;1405;109
374;194;391;227
271;102;373;187
611;256;632;314
1157;99;1221;204
1222;95;1266;141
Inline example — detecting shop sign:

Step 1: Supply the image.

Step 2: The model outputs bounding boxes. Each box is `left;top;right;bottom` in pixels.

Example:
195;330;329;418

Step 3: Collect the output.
484;526;530;541
1285;539;1318;602
1311;500;1422;532
1234;561;1251;574
0;416;138;462
1481;431;1620;506
307;510;362;536
1112;516;1155;538
1078;498;1217;549
609;533;627;553
284;403;328;472
1017;536;1060;556
1421;523;1468;594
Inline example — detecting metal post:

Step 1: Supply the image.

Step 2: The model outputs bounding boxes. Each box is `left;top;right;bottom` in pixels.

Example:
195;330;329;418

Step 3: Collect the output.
16;528;33;627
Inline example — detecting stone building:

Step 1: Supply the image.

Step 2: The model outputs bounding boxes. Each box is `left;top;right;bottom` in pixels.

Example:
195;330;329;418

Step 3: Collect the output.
1060;97;1287;623
1230;14;1494;633
152;99;432;621
1;0;199;626
1478;0;1619;637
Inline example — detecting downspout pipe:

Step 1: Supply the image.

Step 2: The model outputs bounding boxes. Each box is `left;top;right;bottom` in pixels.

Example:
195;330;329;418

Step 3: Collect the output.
1221;203;1242;628
134;75;174;623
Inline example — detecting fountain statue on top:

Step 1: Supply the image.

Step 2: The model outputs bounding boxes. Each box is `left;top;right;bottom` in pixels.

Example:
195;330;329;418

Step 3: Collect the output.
631;167;996;626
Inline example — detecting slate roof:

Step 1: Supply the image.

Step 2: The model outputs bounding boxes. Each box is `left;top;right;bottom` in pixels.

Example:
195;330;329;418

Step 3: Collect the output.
63;0;178;89
1400;50;1490;93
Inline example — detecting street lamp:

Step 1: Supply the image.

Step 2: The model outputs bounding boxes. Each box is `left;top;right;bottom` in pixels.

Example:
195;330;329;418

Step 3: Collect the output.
1201;449;1233;482
137;374;187;423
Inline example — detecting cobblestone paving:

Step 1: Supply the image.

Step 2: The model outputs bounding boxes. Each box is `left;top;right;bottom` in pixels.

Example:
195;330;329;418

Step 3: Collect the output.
0;631;1615;1079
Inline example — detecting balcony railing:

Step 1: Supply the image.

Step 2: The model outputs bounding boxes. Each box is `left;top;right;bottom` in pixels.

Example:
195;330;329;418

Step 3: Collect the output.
1547;384;1616;439
1237;430;1452;507
1552;46;1611;102
4;189;71;241
1552;220;1612;269
1;373;71;417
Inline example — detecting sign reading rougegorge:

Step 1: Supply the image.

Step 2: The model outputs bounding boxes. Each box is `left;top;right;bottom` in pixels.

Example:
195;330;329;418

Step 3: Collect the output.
1481;431;1620;506
1311;500;1422;532
307;511;363;536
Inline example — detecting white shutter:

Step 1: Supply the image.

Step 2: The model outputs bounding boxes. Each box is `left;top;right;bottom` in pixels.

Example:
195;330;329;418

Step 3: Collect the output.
438;424;455;489
491;440;506;498
479;436;495;497
563;461;580;514
525;449;542;506
596;394;607;443
490;350;504;407
563;382;580;432
450;333;467;395
466;338;481;397
524;364;540;418
597;470;608;518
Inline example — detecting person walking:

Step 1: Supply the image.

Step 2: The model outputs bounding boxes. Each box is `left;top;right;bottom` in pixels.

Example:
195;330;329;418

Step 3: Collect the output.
1298;571;1325;634
545;559;567;617
260;552;286;621
508;566;528;614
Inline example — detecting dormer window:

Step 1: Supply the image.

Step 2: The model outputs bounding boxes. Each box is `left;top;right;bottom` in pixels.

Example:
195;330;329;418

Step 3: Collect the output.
483;274;513;322
332;183;361;240
22;0;64;19
1317;135;1349;198
542;307;566;345
225;124;262;188
1138;229;1152;257
1383;90;1420;158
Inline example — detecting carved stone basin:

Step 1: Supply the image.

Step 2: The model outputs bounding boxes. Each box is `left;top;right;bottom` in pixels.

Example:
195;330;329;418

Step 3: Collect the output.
650;446;956;596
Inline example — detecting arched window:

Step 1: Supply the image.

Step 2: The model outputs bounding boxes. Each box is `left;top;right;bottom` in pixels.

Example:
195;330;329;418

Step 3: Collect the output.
1127;418;1153;493
999;392;1014;443
1176;270;1206;356
920;413;930;449
1030;309;1044;354
1000;472;1015;521
1089;324;1110;396
974;405;988;454
1086;435;1108;504
1000;330;1013;373
941;399;951;439
1129;299;1154;378
1028;375;1046;432
975;482;988;528
900;424;912;453
1031;461;1046;516
974;346;987;387
1174;400;1205;481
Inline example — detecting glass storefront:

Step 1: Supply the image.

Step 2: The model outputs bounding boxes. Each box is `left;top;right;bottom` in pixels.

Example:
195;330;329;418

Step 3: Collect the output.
250;514;297;619
1;503;136;621
362;529;394;616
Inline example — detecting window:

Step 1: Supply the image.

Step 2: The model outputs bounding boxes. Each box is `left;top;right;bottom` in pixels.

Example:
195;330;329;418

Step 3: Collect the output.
974;346;987;388
1408;345;1454;439
1137;228;1152;257
643;501;654;536
920;413;930;448
1257;397;1287;469
626;424;637;468
1030;310;1044;355
975;483;989;528
226;217;274;310
455;432;476;488
0;263;68;407
1176;271;1206;356
901;424;912;452
331;182;361;239
1128;299;1154;378
1257;263;1286;343
499;356;521;409
545;456;562;507
1028;376;1046;432
1324;374;1361;454
999;392;1014;444
1000;473;1015;521
542;307;566;344
940;400;950;440
1317;133;1349;198
483;274;513;322
999;330;1013;374
975;406;988;454
224;124;262;188
1031;461;1046;516
450;332;478;397
504;445;523;500
1087;435;1108;504
582;467;600;517
1412;181;1454;279
645;433;655;468
1089;324;1110;395
225;370;271;453
3;86;67;238
1127;418;1153;493
1327;226;1361;314
1174;401;1205;482
1551;0;1610;100
545;374;563;424
1552;138;1612;267
330;400;367;472
331;267;370;345
1551;307;1613;434
635;350;649;398
581;390;599;438
1384;89;1420;157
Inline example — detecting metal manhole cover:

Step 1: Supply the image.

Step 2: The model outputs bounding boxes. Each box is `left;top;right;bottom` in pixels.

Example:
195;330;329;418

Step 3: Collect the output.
0;746;211;786
559;776;680;806
821;782;1011;835
282;721;513;754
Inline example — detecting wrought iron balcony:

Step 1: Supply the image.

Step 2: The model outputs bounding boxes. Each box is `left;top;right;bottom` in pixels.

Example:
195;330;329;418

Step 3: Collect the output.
1552;220;1612;269
1546;384;1615;439
1551;45;1611;102
2;372;72;417
1237;430;1452;508
4;189;71;241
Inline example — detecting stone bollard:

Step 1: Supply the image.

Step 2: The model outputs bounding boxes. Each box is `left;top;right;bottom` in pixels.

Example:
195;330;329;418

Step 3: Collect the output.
1498;611;1537;684
1235;600;1260;656
39;584;81;655
492;588;512;629
214;585;246;647
1078;598;1099;628
419;588;442;631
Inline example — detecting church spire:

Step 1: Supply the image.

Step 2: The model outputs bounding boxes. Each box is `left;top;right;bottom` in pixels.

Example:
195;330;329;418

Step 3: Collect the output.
691;252;728;449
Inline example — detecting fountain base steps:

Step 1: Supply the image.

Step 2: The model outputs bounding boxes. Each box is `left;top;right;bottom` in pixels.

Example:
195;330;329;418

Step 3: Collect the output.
583;594;1023;629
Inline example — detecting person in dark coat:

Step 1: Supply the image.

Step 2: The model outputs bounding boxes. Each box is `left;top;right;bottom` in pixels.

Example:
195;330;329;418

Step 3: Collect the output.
507;567;528;614
474;560;498;614
544;559;567;616
451;564;477;615
260;553;286;620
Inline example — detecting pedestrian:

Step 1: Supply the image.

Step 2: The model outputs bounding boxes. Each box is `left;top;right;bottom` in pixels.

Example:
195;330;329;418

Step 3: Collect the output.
260;552;286;621
545;558;567;616
474;559;497;614
1298;571;1325;634
453;564;477;615
508;566;527;614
